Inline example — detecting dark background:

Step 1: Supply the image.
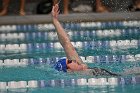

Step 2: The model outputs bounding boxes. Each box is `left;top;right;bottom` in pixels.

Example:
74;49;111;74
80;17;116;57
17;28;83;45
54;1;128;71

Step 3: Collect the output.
0;0;133;15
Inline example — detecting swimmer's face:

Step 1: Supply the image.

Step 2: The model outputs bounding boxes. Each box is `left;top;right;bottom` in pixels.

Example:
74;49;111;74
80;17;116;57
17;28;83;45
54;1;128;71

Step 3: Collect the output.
66;60;85;71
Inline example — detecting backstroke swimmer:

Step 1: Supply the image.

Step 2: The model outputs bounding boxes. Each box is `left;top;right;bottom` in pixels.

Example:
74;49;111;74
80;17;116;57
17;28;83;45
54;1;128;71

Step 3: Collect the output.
52;4;139;76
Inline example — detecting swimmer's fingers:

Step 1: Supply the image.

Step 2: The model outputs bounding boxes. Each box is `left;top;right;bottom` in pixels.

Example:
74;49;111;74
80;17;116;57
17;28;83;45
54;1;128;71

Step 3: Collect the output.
53;4;59;13
52;4;60;19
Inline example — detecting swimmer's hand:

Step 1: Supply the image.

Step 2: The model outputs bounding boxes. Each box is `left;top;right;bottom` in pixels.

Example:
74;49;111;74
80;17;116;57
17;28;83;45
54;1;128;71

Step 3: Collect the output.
51;4;60;20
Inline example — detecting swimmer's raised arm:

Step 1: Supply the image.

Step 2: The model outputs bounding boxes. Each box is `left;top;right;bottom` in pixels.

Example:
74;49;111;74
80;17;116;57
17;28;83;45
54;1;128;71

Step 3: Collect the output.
51;4;84;65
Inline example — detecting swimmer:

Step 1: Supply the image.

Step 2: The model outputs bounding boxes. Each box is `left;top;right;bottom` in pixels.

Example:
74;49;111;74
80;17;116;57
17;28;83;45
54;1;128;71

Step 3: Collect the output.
52;4;119;76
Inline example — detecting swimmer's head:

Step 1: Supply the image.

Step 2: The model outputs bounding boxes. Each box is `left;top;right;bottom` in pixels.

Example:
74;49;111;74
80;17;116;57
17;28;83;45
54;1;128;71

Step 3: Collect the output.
55;58;87;72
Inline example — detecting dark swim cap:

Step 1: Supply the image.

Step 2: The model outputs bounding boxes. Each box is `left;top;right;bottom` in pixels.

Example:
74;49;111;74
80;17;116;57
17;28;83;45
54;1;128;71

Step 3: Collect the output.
54;58;67;72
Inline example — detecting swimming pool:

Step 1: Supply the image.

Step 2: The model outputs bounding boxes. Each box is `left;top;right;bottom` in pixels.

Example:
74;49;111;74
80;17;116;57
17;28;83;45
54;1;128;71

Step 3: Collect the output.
0;15;140;93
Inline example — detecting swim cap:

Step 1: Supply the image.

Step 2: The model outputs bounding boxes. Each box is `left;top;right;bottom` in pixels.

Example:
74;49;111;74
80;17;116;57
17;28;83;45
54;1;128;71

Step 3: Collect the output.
54;58;67;72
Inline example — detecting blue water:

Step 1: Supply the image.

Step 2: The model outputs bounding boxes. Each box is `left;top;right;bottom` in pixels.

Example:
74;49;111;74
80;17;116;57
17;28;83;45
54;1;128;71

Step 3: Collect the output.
0;20;140;93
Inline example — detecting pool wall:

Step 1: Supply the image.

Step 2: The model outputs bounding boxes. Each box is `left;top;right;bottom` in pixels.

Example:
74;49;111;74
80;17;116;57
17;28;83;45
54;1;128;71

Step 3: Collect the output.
0;12;140;25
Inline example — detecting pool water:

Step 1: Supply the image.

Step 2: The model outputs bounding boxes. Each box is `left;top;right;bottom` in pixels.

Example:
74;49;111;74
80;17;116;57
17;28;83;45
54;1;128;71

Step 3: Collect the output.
0;20;140;93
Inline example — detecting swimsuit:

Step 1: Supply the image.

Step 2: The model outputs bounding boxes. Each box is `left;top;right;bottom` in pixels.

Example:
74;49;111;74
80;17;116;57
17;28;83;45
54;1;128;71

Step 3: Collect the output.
90;67;119;76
